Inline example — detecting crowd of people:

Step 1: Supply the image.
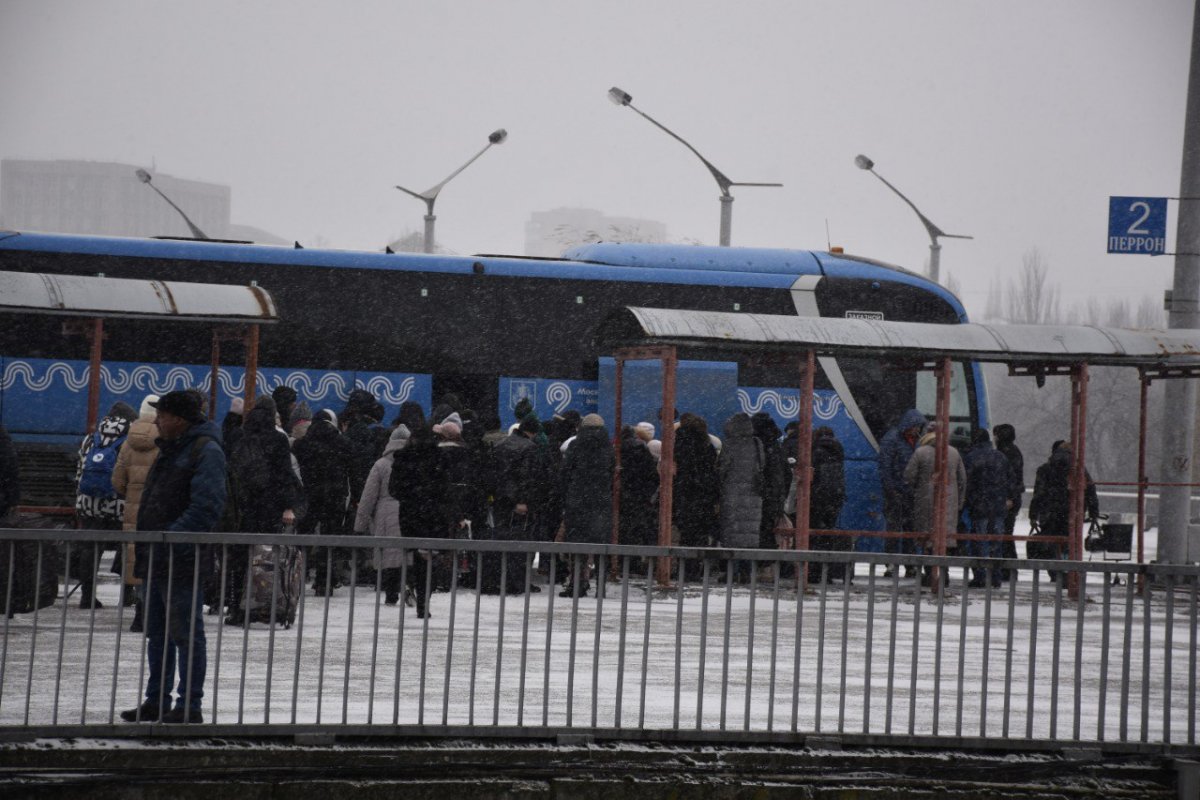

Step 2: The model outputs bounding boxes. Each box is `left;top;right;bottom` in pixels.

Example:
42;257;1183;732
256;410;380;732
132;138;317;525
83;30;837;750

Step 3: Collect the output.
0;385;1101;724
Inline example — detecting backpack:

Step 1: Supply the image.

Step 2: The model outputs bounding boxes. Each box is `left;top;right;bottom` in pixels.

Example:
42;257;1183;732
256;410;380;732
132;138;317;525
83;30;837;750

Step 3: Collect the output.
230;436;275;508
78;431;126;498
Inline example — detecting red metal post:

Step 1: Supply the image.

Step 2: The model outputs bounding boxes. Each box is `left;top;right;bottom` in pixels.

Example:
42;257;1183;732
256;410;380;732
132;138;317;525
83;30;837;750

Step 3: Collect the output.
930;358;952;590
85;318;104;434
794;350;816;590
1067;363;1089;599
243;324;260;411
656;346;677;587
1137;371;1149;569
209;330;221;421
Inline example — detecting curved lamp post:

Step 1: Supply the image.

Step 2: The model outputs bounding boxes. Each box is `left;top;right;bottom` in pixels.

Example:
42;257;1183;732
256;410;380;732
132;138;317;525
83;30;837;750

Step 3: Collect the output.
854;154;971;284
608;86;781;247
395;128;508;254
134;168;209;240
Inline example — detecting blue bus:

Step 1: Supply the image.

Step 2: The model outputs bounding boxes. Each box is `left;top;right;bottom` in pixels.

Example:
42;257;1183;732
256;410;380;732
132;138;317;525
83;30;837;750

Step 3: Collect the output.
0;231;987;541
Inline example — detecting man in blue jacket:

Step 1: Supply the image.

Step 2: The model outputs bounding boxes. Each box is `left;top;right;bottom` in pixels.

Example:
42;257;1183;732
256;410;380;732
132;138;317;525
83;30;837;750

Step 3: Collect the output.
877;409;926;576
121;390;226;724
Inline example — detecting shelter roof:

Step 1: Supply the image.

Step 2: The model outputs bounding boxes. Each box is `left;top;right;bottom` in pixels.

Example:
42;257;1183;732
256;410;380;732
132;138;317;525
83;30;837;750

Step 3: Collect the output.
597;307;1200;368
0;269;277;323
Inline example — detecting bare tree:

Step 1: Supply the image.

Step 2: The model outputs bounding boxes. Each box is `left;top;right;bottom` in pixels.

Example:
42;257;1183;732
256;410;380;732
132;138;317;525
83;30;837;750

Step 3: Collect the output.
1005;248;1060;324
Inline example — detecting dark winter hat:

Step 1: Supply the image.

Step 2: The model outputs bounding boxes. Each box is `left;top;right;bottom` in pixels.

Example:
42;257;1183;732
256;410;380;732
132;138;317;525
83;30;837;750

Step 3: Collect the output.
343;388;376;418
513;397;534;421
150;390;205;423
518;415;541;435
107;401;138;424
271;385;298;406
395;401;426;431
253;394;277;413
971;428;991;446
993;424;1016;445
430;403;454;425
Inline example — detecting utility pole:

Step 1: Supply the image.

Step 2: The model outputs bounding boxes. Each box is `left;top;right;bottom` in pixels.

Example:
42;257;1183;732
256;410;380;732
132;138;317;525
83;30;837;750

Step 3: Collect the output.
1159;0;1200;564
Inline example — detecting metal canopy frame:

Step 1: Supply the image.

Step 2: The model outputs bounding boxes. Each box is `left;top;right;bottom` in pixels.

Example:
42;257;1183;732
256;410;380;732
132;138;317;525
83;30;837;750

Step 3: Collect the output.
1;270;277;434
601;307;1200;592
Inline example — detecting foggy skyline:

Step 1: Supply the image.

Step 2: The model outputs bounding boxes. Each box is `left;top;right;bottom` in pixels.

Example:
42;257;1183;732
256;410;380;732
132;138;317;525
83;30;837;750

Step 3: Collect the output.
0;1;1193;319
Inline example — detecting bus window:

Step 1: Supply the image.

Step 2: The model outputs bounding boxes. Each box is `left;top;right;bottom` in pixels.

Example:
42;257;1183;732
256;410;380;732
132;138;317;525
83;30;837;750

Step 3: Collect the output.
916;361;971;436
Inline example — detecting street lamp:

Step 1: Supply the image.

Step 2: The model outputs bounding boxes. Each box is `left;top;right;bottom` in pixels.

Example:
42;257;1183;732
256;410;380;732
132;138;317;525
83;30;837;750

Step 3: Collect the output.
854;154;971;284
134;168;209;240
394;128;508;254
608;86;781;247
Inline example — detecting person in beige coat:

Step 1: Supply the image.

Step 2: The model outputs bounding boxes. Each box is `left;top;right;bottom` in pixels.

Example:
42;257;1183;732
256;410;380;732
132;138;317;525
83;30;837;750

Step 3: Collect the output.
903;428;966;584
353;424;411;605
112;394;159;629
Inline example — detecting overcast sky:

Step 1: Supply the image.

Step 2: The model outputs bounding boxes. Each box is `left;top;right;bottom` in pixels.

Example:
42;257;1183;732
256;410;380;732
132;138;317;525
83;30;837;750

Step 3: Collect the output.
0;1;1193;318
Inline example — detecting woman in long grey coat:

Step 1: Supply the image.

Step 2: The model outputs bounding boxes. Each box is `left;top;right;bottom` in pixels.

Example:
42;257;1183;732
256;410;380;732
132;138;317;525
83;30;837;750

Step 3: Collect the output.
718;413;764;581
354;425;410;605
903;429;967;549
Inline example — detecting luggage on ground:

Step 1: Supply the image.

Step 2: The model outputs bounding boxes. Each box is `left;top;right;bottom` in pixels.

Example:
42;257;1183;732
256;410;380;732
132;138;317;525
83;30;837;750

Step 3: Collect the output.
243;544;305;627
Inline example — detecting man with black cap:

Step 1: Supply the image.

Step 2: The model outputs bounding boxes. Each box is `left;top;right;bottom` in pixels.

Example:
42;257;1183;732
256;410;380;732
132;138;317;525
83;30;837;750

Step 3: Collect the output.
121;389;227;724
271;385;299;435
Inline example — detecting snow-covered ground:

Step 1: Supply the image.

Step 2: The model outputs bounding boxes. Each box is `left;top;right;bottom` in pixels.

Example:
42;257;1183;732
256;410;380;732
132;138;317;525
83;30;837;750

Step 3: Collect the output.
1;528;1194;746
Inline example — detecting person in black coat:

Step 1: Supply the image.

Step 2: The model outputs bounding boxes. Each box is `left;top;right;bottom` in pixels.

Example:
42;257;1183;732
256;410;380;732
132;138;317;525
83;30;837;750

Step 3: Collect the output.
992;424;1024;576
673;413;720;580
1028;440;1099;581
963;428;1012;587
224;401;301;622
618;425;659;550
559;414;614;596
751;413;788;552
0;424;19;524
808;426;848;580
220;397;245;458
389;423;445;617
293;410;352;593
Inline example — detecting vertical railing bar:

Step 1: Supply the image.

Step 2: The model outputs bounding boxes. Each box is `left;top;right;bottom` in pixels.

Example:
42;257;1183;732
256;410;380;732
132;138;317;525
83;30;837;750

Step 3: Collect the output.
744;560;758;732
980;568;994;739
0;540;16;720
697;557;711;730
815;563;829;732
615;555;631;729
133;548;154;723
212;543;228;725
518;552;533;729
442;546;461;727
1026;570;1040;740
863;563;877;734
24;541;46;726
1164;575;1175;744
1141;578;1152;743
1072;569;1087;741
1098;573;1112;741
1119;573;1134;742
238;544;255;724
160;552;175;725
1050;573;1063;739
391;553;408;726
673;555;686;731
639;556;652;730
591;560;606;729
290;548;308;725
932;559;946;736
368;548;383;725
838;563;851;733
1189;576;1197;745
884;567;900;735
107;540;131;725
491;547;508;727
791;554;806;733
182;546;201;722
81;543;102;723
470;551;482;726
542;553;556;729
341;552;358;725
264;544;281;724
565;555;579;728
955;569;970;737
1002;571;1017;740
719;557;733;731
418;550;433;726
768;559;781;733
52;540;71;724
907;562;922;737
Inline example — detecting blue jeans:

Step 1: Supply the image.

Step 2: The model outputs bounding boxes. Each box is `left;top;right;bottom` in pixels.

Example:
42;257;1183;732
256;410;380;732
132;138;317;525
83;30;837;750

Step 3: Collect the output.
144;570;206;711
970;513;1004;582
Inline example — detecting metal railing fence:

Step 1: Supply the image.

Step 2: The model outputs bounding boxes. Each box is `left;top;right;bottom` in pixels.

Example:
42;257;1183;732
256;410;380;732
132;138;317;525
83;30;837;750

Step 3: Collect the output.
0;528;1196;753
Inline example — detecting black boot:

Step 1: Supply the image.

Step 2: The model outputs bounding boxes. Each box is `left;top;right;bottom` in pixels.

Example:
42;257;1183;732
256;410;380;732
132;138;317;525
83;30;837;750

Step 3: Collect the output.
121;584;138;608
129;600;143;633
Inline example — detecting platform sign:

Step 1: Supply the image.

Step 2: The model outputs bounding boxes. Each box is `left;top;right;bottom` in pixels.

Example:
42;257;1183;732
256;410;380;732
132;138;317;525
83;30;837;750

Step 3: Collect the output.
1108;196;1167;254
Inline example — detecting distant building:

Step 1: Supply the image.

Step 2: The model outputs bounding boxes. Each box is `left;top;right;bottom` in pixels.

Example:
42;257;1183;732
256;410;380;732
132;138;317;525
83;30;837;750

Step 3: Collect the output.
0;159;284;244
524;207;667;257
